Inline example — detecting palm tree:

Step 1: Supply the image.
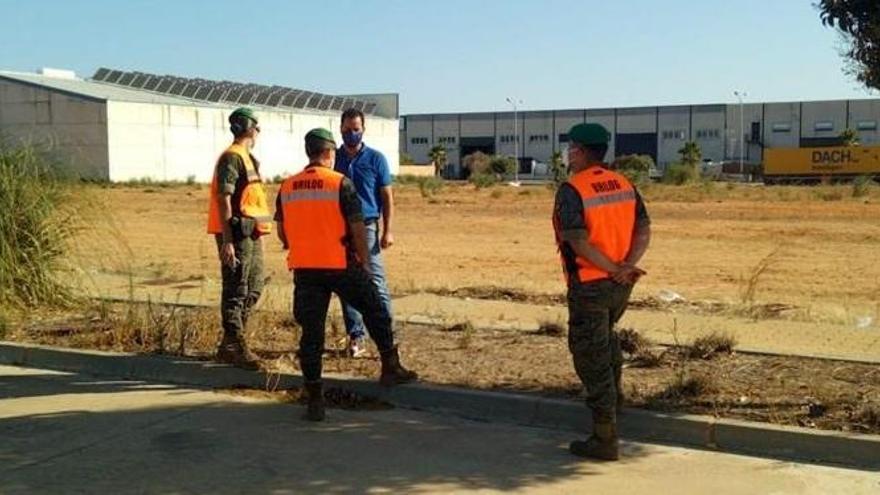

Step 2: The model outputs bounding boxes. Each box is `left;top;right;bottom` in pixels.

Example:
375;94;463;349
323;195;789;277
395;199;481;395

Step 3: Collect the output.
428;145;447;178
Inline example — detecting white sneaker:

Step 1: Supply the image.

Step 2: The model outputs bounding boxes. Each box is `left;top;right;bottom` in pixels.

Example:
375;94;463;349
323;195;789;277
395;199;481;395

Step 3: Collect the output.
349;337;368;358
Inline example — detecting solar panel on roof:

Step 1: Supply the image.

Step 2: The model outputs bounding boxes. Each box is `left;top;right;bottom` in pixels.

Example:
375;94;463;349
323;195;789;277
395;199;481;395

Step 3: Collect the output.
254;90;272;105
131;74;149;88
237;90;257;104
155;78;173;93
364;102;377;114
225;88;244;102
267;92;284;106
143;76;161;91
352;101;366;111
118;72;136;86
106;70;124;83
206;87;226;102
93;68;111;81
317;96;332;111
330;97;344;111
194;86;211;100
168;80;187;95
293;91;312;108
182;84;199;98
305;93;325;109
341;98;354;110
280;90;299;107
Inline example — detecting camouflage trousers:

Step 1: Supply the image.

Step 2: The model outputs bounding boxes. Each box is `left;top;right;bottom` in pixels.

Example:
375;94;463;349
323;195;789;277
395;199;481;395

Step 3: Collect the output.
293;266;395;382
216;235;264;339
567;279;632;422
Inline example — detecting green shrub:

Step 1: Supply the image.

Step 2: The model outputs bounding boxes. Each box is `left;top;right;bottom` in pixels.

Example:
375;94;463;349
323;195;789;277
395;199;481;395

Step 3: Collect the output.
0;142;78;308
489;156;516;177
418;176;444;198
662;163;699;185
852;175;876;198
613;154;654;186
469;173;497;189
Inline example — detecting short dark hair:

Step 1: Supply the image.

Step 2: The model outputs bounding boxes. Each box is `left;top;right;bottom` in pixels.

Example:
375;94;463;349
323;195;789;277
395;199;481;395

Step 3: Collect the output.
306;135;336;160
584;144;609;162
341;107;365;125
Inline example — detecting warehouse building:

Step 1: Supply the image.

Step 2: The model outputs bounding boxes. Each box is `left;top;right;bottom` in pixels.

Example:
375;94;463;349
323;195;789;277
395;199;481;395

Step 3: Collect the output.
0;67;400;181
400;99;880;177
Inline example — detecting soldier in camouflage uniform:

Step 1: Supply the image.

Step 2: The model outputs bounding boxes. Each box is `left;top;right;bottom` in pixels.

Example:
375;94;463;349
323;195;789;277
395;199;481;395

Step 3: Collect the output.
207;107;272;369
553;123;652;461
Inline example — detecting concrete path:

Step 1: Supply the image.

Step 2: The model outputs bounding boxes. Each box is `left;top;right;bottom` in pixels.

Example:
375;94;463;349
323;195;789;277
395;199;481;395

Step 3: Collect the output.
1;365;877;494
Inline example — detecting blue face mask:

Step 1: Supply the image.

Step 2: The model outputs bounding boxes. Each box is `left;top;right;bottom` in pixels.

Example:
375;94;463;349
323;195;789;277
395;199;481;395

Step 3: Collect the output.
342;130;363;148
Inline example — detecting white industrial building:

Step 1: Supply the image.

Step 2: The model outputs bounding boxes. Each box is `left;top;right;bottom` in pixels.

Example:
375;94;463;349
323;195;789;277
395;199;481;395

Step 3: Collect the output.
0;67;400;181
401;100;880;177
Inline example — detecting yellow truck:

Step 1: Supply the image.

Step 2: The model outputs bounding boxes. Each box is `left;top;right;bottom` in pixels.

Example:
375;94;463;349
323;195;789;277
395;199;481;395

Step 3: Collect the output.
763;146;880;183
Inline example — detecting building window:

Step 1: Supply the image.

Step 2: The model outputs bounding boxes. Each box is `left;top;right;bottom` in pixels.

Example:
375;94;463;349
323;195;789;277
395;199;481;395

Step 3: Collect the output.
438;136;456;144
529;134;549;142
857;120;877;131
500;135;519;143
814;121;834;132
662;130;686;140
771;123;792;133
410;137;429;145
558;133;569;143
696;129;720;139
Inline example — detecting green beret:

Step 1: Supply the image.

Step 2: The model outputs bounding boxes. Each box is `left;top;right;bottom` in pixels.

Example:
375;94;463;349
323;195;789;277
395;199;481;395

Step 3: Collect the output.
305;128;336;146
229;107;258;125
568;123;610;147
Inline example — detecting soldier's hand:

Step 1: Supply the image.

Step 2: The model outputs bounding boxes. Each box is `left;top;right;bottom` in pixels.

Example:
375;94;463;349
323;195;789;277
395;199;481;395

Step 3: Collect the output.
613;264;645;285
220;242;237;268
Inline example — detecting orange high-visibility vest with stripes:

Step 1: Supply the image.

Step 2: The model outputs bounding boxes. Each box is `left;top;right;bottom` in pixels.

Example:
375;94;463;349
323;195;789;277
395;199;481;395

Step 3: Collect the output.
279;166;348;270
556;165;637;283
206;144;272;236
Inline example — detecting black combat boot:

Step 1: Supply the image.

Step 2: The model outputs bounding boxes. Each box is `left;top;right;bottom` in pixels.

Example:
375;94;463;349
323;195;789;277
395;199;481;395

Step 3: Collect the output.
216;333;260;370
379;346;418;386
304;380;325;422
569;420;619;461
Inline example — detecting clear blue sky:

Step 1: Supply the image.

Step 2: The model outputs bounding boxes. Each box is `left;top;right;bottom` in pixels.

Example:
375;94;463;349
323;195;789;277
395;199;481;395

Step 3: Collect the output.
1;0;874;114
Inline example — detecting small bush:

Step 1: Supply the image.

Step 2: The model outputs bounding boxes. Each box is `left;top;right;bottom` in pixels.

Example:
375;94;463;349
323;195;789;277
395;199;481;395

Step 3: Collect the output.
0;142;79;308
418;177;444;198
613;154;654;186
489;156;516;177
662;163;700;185
470;173;497;189
185;174;197;185
463;152;492;177
816;189;844;201
685;332;736;359
489;189;504;199
661;371;718;399
852;175;876;198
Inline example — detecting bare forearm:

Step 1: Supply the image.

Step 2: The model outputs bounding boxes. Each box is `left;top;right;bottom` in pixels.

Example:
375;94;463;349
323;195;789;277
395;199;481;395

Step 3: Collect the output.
380;187;394;234
625;224;651;266
218;194;234;242
569;239;620;274
350;221;369;264
276;222;288;249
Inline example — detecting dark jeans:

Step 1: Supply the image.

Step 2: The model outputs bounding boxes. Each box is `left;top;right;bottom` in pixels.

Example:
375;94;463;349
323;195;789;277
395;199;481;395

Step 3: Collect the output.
293;266;395;382
216;235;264;339
567;279;632;422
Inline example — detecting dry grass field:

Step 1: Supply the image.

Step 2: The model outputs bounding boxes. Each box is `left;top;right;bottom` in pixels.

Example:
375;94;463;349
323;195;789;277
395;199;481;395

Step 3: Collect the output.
70;180;880;325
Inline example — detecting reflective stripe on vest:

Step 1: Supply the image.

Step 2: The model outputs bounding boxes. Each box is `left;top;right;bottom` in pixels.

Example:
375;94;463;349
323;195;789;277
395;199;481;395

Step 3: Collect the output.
280;167;348;270
559;166;637;283
206;144;273;235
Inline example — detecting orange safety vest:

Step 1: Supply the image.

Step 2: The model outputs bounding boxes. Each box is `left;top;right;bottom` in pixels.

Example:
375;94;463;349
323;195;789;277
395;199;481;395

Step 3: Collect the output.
206;144;272;236
279;166;348;270
555;165;637;283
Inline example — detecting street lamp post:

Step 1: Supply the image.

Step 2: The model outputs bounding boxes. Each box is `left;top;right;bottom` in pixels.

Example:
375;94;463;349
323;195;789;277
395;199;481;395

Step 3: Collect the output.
734;91;747;176
506;97;523;185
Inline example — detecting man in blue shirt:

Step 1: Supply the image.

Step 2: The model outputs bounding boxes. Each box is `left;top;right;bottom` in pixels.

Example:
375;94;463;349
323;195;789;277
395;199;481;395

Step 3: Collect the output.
335;108;395;357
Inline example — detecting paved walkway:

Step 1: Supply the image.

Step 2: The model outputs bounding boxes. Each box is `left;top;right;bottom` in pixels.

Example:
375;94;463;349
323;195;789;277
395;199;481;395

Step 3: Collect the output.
1;365;876;494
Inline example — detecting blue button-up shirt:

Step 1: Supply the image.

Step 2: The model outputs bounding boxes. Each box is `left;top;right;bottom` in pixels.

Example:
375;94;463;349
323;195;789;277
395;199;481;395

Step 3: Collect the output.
334;144;392;221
